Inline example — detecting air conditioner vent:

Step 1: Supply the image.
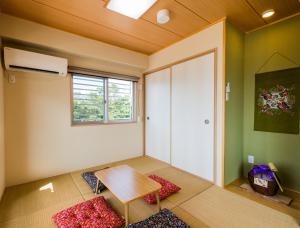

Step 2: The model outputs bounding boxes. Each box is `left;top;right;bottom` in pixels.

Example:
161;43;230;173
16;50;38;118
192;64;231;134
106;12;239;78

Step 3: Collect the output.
4;47;68;77
9;65;60;74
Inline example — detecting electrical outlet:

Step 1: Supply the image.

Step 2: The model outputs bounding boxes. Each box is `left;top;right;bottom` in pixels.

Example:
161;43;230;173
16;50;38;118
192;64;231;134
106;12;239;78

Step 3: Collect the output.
8;74;16;84
248;155;255;164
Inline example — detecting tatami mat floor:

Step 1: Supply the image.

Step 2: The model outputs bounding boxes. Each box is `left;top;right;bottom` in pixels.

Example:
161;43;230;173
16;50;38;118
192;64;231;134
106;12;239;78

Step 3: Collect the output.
0;156;299;227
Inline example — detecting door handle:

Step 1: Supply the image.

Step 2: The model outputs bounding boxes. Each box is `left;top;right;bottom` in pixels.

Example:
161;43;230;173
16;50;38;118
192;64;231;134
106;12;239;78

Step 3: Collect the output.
147;117;150;120
204;119;210;124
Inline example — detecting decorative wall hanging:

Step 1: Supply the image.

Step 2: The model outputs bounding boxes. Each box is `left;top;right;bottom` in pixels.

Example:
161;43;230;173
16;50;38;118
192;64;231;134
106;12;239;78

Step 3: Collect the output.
254;67;300;134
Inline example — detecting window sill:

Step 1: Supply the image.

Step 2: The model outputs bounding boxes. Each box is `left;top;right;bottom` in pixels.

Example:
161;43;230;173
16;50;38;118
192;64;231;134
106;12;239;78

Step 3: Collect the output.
71;120;138;127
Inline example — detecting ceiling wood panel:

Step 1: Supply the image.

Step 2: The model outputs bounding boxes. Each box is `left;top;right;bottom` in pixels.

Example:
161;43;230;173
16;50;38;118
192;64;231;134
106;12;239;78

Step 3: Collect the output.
246;0;300;24
1;0;300;54
34;0;181;47
142;0;209;37
0;0;164;54
176;0;266;31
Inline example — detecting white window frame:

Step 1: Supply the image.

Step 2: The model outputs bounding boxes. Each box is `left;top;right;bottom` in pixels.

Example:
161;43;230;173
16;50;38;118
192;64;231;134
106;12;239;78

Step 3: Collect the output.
71;73;137;125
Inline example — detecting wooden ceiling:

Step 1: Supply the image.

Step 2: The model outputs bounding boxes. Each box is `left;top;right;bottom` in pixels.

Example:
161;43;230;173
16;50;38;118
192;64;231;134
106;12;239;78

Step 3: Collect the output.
1;0;300;54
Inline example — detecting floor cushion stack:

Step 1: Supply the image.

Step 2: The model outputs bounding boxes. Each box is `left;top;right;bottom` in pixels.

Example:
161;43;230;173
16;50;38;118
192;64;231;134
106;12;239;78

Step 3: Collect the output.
126;208;189;228
144;175;181;204
81;170;106;194
52;196;124;228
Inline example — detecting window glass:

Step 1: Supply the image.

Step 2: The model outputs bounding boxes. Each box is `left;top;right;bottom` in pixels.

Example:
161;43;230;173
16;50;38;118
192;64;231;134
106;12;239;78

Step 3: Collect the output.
72;75;104;123
108;79;133;121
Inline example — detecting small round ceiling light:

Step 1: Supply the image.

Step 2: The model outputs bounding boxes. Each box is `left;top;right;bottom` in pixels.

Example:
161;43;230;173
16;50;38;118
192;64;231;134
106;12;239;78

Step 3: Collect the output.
262;9;275;18
157;9;170;24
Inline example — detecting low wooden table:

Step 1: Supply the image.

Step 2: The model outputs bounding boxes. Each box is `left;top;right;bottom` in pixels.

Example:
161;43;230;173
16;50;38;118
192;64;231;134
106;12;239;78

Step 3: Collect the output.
95;165;162;225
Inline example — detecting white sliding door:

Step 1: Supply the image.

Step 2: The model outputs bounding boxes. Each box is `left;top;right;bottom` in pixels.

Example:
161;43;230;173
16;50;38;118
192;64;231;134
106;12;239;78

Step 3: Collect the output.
145;69;171;164
171;53;215;182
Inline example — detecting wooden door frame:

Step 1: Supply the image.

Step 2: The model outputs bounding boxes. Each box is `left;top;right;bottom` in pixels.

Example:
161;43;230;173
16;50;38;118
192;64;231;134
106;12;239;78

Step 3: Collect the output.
143;48;220;185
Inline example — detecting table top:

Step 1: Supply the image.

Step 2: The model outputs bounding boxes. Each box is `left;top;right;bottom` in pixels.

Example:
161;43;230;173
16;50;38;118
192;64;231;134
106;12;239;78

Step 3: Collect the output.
95;165;161;203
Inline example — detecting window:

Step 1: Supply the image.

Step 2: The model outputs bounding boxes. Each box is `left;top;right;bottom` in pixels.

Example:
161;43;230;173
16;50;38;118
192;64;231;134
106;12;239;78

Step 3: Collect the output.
72;74;136;124
108;78;134;121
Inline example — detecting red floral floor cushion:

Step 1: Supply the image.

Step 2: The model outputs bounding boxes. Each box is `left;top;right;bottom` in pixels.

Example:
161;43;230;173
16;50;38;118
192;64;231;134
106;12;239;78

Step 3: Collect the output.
144;175;181;204
52;196;124;228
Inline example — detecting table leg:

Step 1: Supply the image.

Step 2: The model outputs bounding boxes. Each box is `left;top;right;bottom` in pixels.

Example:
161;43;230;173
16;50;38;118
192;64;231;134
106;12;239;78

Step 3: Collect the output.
155;191;161;212
95;179;100;195
125;203;129;226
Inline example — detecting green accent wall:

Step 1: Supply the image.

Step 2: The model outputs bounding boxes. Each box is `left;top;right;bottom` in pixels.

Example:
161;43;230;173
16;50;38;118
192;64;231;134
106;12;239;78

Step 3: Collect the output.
224;22;245;185
243;15;300;191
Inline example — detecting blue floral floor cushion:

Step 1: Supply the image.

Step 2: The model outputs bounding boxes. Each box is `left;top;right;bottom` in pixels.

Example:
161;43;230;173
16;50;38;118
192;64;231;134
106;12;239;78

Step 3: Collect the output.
126;208;190;228
81;171;106;194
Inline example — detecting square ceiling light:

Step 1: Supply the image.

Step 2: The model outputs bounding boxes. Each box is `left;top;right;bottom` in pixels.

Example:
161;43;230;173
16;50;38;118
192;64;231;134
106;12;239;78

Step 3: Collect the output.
106;0;157;19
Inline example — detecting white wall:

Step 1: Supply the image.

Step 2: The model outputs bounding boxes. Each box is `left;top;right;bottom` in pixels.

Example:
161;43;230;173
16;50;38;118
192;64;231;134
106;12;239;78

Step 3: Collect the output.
1;14;147;186
147;21;225;187
5;72;143;186
0;39;5;197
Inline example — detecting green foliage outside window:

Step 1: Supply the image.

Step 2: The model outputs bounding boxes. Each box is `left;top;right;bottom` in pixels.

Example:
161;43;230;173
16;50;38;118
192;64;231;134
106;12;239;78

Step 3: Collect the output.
108;80;132;120
73;92;104;122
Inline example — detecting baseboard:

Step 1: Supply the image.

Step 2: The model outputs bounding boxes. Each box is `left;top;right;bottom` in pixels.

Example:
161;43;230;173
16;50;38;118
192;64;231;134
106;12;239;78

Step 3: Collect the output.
144;155;215;185
6;155;145;188
225;177;245;187
227;177;300;199
0;186;5;203
144;155;170;166
284;187;300;199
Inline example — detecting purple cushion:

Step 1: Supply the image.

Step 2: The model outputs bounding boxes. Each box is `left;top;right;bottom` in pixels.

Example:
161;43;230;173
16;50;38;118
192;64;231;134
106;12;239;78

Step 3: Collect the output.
126;208;189;227
81;171;106;193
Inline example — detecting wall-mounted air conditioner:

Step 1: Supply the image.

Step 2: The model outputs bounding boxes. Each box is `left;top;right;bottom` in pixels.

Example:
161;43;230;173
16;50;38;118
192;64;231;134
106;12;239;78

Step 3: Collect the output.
3;47;68;77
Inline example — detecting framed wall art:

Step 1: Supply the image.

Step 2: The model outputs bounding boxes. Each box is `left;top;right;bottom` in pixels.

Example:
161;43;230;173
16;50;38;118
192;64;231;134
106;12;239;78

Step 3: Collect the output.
254;67;300;134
